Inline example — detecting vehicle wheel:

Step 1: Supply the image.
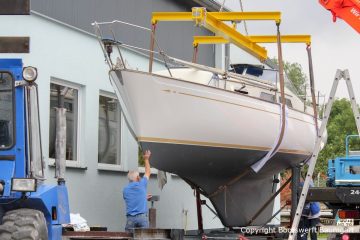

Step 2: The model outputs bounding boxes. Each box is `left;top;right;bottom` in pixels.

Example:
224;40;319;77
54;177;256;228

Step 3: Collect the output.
0;208;48;240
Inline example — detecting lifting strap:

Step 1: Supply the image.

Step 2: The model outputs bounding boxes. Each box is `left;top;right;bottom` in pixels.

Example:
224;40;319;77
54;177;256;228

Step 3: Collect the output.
251;23;287;172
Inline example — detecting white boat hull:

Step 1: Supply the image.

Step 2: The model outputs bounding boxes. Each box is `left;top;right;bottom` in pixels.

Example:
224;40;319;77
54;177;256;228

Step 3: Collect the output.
112;69;316;226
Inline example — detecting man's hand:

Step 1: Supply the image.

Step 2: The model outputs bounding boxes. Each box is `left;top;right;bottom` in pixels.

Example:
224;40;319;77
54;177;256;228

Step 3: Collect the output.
143;150;151;161
143;150;151;179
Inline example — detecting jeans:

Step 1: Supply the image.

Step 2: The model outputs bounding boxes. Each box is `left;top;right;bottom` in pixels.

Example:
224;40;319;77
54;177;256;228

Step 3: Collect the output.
308;218;320;240
298;217;320;240
125;213;149;232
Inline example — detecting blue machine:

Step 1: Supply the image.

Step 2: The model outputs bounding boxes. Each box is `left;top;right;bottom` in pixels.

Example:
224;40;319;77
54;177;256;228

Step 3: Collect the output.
327;135;360;187
0;59;70;240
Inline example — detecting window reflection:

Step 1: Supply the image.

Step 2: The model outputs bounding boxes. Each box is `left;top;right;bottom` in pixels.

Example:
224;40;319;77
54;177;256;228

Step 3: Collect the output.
0;72;14;148
49;83;78;161
98;95;121;165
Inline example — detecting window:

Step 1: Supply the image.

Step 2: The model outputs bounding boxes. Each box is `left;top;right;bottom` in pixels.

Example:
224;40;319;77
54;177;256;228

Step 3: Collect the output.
0;72;14;149
279;96;293;108
98;94;121;165
49;83;79;161
260;92;276;103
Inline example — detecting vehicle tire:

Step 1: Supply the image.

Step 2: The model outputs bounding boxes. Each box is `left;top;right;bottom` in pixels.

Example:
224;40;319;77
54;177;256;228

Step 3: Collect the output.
0;208;48;240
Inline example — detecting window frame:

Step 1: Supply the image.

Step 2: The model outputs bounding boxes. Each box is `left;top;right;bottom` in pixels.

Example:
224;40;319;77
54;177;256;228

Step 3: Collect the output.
260;92;276;103
97;91;125;172
48;78;85;169
0;71;15;150
278;96;293;108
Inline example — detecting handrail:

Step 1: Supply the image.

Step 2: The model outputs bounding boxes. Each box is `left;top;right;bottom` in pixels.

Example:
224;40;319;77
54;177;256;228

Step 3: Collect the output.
166;55;277;90
92;20;278;91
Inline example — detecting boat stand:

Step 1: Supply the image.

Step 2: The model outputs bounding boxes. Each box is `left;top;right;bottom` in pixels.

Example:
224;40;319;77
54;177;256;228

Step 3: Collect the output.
290;164;301;225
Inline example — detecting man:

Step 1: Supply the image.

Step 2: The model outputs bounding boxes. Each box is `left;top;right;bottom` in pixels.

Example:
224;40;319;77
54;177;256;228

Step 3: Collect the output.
123;150;151;232
298;179;321;240
307;201;321;240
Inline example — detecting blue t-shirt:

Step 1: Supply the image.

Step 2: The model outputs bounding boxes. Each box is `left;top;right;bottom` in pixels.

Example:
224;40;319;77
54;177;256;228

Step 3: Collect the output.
123;177;148;216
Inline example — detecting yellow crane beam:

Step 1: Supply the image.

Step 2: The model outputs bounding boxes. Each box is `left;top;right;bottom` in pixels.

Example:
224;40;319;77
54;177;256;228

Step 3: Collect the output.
193;35;312;47
248;35;311;44
209;11;281;23
151;10;281;24
151;12;192;24
193;36;229;47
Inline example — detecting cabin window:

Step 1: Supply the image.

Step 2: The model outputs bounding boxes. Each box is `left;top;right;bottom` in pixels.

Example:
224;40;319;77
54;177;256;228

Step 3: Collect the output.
260;92;276;103
98;94;121;165
279;96;293;108
0;72;14;149
49;82;79;161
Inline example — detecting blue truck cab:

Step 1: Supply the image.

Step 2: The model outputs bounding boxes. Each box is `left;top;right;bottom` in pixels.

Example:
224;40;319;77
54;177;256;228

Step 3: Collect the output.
0;59;70;240
327;135;360;187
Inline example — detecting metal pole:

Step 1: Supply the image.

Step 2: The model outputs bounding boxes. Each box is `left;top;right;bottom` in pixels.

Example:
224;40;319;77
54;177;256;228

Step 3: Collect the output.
306;45;319;135
224;43;230;90
148;23;156;73
192;46;199;63
195;190;204;233
344;70;360;134
290;165;301;224
225;43;230;71
55;86;66;184
55;108;66;183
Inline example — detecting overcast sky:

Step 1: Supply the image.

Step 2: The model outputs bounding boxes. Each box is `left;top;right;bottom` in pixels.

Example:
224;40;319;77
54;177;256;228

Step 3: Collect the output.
217;0;360;103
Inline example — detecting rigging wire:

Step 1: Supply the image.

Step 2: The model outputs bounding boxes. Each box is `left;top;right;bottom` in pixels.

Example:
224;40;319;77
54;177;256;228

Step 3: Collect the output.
239;0;249;35
219;0;226;12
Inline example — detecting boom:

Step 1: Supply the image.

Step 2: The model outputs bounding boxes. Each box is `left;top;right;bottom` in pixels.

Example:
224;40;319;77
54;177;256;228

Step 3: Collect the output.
319;0;360;33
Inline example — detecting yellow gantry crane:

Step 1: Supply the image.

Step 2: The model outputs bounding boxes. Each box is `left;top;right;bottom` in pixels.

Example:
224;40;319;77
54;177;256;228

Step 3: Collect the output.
150;7;311;69
151;8;282;61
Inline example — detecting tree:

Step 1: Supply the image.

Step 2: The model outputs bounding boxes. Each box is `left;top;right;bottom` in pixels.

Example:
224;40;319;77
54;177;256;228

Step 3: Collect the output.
283;62;307;96
270;58;307;96
316;98;360;174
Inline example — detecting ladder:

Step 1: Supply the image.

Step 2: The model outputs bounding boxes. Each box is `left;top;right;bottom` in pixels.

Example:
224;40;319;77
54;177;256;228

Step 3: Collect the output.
288;69;360;240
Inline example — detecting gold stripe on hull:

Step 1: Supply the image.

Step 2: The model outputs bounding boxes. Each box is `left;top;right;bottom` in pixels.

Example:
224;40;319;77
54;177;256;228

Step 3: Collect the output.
138;136;311;156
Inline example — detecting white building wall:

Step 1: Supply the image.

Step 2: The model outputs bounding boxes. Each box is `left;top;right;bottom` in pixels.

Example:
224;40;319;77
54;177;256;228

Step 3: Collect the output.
0;13;223;231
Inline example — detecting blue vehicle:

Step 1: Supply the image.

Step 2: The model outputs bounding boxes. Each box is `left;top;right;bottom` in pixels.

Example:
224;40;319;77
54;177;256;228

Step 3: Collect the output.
0;59;70;240
327;135;360;187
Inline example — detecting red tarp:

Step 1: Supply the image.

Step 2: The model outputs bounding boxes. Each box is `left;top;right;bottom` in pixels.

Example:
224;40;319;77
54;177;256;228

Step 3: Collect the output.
319;0;360;33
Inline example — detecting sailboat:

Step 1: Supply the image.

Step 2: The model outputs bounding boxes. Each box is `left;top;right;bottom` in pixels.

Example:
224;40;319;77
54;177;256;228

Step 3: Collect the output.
92;15;319;227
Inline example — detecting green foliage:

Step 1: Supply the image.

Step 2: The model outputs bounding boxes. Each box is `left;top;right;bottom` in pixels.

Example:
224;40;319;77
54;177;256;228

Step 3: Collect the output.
270;58;307;96
138;147;145;166
283;62;307;96
316;99;360;174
